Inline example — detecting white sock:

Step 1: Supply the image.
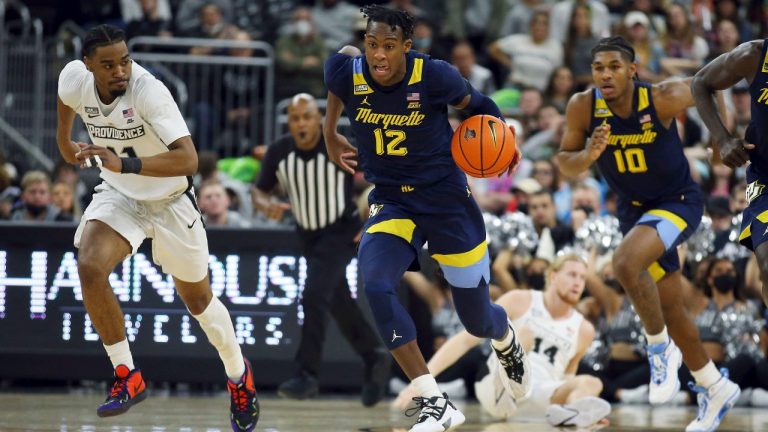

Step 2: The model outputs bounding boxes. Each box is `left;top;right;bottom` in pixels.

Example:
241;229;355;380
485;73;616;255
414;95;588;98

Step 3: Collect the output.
193;297;245;381
491;321;515;351
412;374;442;398
691;361;721;389
645;326;669;345
104;339;135;370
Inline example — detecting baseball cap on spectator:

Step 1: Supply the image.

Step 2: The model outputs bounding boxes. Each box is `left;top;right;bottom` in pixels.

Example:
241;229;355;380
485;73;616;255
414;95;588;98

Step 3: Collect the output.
512;178;542;195
706;196;731;218
624;11;650;28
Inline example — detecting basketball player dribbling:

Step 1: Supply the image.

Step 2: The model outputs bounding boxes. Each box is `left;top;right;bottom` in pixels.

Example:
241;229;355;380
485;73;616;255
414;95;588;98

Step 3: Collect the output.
557;36;739;432
55;24;258;432
323;5;525;432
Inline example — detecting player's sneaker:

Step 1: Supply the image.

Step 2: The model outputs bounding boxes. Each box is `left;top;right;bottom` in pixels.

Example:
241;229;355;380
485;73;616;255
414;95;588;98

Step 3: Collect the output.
545;396;612;428
277;370;319;400
96;364;147;417
685;369;740;432
227;358;260;432
491;320;531;400
474;356;517;420
647;338;683;404
405;393;465;432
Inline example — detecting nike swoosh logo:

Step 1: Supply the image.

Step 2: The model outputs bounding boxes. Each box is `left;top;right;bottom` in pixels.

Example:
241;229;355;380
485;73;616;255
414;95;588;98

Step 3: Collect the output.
442;418;452;429
553;406;580;426
88;114;99;118
495;386;505;404
487;119;498;149
188;219;197;229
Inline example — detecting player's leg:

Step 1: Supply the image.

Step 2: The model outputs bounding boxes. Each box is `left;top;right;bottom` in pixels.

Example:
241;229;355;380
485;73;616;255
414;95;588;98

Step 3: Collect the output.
755;243;768;306
359;231;465;431
545;376;610;428
75;185;150;417
155;195;257;432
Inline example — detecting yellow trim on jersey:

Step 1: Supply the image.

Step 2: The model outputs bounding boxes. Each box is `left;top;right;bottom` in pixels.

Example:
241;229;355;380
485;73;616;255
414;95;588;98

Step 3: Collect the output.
738;210;768;241
648;261;666;282
366;218;416;243
638;86;650;112
594;97;613;118
762;50;768;73
431;241;487;267
646;209;687;231
353;58;374;95
408;58;423;85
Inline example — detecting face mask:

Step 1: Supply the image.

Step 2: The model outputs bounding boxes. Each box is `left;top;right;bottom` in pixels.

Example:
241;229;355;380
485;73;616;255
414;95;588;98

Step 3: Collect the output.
528;273;546;290
295;20;312;37
413;37;431;50
25;203;47;217
604;278;623;293
576;205;593;216
517;203;529;214
713;274;737;293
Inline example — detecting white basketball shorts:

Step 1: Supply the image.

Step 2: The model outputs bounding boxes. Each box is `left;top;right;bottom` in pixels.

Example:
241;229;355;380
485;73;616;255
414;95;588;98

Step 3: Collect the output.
74;182;209;282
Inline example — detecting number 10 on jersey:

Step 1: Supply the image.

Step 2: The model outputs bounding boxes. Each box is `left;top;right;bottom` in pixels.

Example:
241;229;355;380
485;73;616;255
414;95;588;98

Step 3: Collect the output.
613;148;648;173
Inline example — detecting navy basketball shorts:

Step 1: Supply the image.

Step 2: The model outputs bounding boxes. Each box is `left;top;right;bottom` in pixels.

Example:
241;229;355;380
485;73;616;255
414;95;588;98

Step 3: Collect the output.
361;172;490;288
739;177;768;251
618;192;703;281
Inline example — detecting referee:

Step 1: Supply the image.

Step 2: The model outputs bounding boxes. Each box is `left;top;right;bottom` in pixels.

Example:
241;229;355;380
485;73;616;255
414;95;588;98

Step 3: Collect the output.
253;93;389;406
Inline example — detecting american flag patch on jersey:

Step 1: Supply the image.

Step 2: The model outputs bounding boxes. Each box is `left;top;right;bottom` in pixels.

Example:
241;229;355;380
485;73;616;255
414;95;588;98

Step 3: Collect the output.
639;114;651;124
406;92;420;101
122;108;134;118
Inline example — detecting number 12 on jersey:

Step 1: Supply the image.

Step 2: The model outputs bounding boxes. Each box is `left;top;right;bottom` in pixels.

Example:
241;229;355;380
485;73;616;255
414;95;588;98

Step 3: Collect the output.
374;128;408;156
613;148;648;173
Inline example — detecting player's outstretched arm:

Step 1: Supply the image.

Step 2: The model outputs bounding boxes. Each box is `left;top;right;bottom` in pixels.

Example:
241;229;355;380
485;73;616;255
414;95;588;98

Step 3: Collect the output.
75;135;198;176
693;40;762;168
556;92;607;177
323;90;358;174
563;320;596;377
56;97;85;164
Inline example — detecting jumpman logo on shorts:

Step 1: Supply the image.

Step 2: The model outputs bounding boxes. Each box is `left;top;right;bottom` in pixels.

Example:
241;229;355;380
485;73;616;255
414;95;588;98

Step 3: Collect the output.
391;330;402;343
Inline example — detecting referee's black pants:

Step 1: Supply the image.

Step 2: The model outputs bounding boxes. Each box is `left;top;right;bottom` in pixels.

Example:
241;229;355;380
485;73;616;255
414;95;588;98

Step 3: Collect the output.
295;216;383;376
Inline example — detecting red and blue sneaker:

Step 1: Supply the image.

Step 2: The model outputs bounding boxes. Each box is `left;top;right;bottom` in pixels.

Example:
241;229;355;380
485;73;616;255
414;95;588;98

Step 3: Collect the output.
97;364;147;417
227;358;260;432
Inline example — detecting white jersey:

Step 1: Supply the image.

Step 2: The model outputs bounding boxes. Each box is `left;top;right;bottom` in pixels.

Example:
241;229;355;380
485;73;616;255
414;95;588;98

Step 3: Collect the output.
513;291;583;381
58;60;190;201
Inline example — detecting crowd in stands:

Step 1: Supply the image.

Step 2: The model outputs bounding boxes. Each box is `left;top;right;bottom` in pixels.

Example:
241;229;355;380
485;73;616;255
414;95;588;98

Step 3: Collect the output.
5;0;768;405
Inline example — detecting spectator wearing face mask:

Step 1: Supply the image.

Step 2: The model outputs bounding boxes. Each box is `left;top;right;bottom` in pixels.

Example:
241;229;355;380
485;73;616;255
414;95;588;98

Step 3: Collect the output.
276;7;328;99
11;170;72;223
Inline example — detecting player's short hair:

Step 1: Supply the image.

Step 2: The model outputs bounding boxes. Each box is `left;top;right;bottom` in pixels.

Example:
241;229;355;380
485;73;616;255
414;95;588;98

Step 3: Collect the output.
549;252;587;274
83;24;126;57
591;36;636;63
361;4;415;40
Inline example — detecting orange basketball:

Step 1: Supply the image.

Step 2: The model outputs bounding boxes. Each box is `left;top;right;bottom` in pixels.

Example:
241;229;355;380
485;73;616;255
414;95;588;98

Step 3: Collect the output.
451;115;517;178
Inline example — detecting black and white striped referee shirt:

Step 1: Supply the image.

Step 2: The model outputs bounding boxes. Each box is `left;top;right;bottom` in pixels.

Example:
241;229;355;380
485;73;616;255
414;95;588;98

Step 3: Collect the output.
256;134;355;231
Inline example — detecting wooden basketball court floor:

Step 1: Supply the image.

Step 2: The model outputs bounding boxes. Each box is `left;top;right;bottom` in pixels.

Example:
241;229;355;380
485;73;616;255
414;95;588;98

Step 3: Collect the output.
1;392;766;431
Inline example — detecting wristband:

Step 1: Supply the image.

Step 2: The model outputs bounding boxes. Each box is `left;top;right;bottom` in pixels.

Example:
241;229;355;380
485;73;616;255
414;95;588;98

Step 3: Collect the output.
120;157;142;174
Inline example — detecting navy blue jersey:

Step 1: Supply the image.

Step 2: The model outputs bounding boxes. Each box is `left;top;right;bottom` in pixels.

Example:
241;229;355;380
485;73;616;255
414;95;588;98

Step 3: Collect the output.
589;82;698;204
745;39;768;182
324;51;468;186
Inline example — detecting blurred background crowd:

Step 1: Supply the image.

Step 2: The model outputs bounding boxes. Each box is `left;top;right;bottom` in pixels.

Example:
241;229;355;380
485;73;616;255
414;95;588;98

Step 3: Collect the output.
3;0;768;406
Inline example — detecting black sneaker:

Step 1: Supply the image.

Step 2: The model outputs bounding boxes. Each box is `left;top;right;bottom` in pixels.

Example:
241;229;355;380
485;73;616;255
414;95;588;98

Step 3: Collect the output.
277;370;319;400
361;348;391;407
405;392;466;432
491;321;531;400
227;358;259;432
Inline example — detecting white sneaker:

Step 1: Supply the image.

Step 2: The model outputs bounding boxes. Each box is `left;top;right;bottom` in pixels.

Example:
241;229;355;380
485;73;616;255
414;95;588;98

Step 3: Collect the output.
545;396;612;428
407;393;466;432
474;356;517;420
685;370;741;432
751;388;768;407
618;384;649;404
491;320;531;400
647;338;683;405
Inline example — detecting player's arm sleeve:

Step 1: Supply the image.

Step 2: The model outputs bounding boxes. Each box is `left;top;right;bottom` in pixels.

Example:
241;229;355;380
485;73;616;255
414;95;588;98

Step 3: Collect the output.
255;142;280;192
57;60;88;110
134;77;191;145
324;53;352;102
428;59;504;119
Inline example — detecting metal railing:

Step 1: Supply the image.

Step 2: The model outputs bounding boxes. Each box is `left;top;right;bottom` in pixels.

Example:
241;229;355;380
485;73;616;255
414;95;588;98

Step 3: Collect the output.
128;36;275;157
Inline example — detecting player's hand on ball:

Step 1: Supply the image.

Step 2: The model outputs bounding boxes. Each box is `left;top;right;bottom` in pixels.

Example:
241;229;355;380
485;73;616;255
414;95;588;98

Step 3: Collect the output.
75;144;120;172
719;136;754;168
587;124;611;161
500;148;522;178
392;383;418;410
326;131;358;175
